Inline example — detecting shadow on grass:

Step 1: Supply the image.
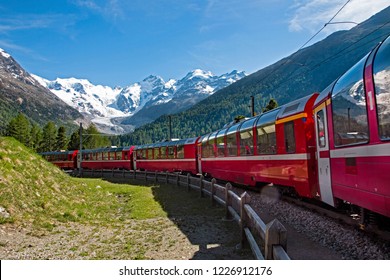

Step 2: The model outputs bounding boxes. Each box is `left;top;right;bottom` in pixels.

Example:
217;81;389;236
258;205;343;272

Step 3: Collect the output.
102;176;253;260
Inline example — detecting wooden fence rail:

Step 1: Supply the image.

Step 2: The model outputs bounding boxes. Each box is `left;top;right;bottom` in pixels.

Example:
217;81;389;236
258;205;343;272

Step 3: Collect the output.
79;169;290;260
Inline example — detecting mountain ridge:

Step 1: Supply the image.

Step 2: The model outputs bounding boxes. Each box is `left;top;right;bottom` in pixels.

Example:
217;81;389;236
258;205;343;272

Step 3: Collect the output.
33;69;246;134
0;48;83;132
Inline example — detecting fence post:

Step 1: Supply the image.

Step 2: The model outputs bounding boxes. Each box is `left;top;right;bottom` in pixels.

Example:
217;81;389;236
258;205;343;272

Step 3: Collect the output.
176;173;180;187
240;192;251;248
112;168;114;177
133;170;136;179
187;173;191;191
199;175;204;198
155;171;158;183
211;178;216;206
166;172;169;184
265;219;287;260
123;169;125;178
225;183;232;219
145;170;147;181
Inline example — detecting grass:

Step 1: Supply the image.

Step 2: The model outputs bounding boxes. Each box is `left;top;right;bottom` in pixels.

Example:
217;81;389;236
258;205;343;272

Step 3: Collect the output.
0;137;166;231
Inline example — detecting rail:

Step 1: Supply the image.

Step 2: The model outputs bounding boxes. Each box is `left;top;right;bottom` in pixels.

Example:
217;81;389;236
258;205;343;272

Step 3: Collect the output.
79;169;290;260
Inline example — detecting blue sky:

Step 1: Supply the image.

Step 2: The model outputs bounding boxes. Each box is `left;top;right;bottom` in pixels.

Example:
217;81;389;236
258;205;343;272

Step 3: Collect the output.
1;0;389;87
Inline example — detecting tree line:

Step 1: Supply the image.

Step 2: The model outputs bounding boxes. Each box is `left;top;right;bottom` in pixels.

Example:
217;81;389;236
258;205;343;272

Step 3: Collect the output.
2;113;110;152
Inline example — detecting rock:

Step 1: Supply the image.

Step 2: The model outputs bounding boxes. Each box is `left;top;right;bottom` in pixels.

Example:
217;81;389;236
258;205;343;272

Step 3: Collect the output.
0;206;10;219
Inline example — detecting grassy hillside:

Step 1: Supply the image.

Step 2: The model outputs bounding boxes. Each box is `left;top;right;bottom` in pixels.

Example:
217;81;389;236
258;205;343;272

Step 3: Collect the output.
0;136;165;229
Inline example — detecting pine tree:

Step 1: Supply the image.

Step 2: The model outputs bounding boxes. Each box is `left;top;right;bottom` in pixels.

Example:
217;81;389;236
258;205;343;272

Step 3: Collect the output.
68;130;80;150
263;98;279;112
41;121;57;151
30;124;42;151
6;113;31;146
84;124;109;149
56;126;68;150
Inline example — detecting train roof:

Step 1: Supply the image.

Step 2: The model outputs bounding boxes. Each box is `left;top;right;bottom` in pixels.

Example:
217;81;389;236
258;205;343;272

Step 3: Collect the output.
134;137;199;150
276;93;317;120
81;146;124;153
39;150;76;155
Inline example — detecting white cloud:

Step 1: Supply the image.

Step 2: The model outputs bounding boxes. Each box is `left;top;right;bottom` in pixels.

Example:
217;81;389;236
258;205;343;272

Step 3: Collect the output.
289;0;390;34
75;0;125;21
0;14;78;34
0;39;49;62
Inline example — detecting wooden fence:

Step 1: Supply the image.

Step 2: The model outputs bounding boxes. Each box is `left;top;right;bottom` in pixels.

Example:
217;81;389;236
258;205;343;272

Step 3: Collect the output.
80;169;290;260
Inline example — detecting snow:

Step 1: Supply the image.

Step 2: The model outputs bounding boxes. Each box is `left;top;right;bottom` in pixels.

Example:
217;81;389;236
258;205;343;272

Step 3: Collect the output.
0;48;11;59
33;69;247;134
190;69;213;79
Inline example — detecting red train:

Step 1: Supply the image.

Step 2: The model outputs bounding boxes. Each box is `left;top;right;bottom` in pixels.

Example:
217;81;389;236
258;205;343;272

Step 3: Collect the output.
41;35;390;222
40;150;78;170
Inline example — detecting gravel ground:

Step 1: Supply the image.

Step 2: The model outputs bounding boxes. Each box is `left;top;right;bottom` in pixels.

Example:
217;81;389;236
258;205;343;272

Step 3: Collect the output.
239;185;390;260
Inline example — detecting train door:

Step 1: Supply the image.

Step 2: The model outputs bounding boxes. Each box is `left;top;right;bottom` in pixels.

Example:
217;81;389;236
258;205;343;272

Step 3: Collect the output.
133;150;137;170
197;144;202;174
314;104;335;206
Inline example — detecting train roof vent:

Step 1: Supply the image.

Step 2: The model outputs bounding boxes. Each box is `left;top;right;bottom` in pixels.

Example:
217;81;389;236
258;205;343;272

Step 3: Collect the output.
283;103;300;115
277;94;315;120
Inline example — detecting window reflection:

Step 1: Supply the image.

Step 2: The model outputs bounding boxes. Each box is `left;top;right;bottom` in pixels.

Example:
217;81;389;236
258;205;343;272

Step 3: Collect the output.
332;55;369;147
373;37;390;140
316;110;326;148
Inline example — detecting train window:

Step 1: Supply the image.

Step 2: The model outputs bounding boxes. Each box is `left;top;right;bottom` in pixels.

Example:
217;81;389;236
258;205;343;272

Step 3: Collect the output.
216;129;227;157
373;37;390;140
284;121;296;153
207;131;218;157
153;148;160;159
103;152;109;160
332;55;369;147
201;134;211;158
160;147;167;159
316;110;326;148
257;123;276;154
239;118;255;156
168;146;175;159
239;128;254;155
177;145;184;159
147;149;153;160
257;108;280;126
226;123;240;156
239;118;256;131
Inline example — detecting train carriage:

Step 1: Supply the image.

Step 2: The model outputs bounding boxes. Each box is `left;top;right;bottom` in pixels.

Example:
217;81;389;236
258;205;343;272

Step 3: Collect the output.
80;146;135;170
313;35;390;218
198;93;319;198
40;150;78;170
133;137;200;174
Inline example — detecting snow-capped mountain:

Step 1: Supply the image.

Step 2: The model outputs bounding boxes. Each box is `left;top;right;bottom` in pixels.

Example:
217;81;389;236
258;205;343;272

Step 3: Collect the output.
0;48;83;128
34;69;246;134
119;69;248;128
